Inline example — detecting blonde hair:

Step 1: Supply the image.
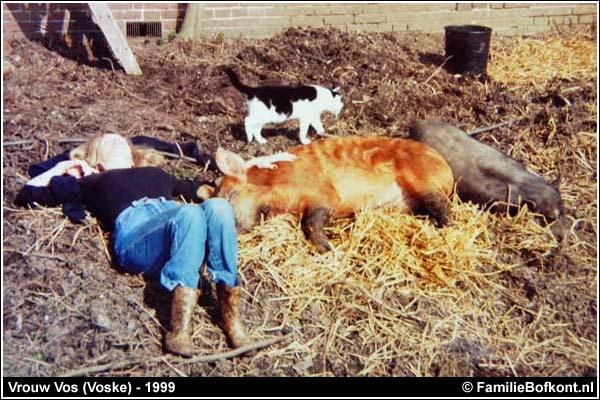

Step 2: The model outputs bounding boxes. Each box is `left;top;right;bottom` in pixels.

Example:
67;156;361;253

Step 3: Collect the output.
70;133;164;168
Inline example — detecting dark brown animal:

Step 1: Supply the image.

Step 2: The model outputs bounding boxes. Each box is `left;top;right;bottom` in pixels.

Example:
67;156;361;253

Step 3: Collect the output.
215;136;454;252
409;119;565;233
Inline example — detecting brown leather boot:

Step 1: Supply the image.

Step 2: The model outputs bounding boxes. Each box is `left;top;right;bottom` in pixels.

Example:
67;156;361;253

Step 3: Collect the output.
164;285;199;357
216;282;251;349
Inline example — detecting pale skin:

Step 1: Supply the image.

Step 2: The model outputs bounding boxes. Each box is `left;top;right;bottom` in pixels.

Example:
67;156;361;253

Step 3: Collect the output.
26;134;132;186
27;159;99;187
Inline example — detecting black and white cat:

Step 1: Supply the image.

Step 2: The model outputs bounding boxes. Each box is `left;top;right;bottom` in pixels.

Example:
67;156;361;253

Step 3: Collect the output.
225;69;343;145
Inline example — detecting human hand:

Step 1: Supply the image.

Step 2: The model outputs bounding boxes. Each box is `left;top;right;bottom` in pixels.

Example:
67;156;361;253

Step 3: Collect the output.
27;160;99;187
246;152;297;170
54;160;98;179
62;160;98;179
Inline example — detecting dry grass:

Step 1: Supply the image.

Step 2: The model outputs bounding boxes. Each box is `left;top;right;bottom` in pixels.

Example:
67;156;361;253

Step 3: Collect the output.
3;26;596;377
236;193;594;375
230;28;598;376
489;31;597;87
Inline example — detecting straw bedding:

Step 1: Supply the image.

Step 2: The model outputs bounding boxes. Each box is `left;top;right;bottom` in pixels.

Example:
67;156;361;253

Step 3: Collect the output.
489;31;597;87
2;26;596;377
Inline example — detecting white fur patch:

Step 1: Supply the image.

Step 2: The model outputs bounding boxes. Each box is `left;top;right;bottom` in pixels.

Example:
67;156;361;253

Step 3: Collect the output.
244;85;343;145
333;169;415;213
369;182;414;210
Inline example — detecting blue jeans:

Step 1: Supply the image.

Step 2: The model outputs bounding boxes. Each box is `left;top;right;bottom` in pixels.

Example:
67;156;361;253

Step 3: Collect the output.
114;197;238;291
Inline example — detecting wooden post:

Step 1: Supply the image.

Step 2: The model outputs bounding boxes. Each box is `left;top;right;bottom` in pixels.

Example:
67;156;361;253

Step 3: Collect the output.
179;3;205;39
88;3;142;75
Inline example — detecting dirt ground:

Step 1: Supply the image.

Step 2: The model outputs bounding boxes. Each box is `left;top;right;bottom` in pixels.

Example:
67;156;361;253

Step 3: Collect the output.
2;27;597;377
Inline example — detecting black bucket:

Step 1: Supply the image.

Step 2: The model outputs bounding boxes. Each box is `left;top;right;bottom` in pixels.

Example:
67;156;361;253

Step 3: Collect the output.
444;25;492;75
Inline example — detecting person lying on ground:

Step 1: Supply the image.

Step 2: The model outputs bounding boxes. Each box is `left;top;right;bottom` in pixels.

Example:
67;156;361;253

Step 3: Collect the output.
15;132;295;357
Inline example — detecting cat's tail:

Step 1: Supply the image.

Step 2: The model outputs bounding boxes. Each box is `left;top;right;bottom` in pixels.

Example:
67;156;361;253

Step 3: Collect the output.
224;68;255;96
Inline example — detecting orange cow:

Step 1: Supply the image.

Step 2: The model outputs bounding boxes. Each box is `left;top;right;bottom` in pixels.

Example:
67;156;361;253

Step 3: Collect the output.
215;136;454;252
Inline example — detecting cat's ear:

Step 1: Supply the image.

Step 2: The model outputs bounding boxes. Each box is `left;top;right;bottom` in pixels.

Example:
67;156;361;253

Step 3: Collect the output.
215;148;247;181
331;86;342;97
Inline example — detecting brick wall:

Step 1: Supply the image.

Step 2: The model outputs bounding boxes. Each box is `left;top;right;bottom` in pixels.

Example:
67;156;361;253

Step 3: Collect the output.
3;2;597;41
3;3;184;41
197;2;597;37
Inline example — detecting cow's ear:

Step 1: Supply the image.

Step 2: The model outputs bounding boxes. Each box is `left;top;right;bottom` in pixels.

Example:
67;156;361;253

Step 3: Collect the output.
215;148;247;181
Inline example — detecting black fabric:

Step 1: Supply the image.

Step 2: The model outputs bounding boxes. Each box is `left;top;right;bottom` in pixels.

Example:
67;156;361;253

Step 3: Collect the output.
15;175;86;223
15;183;60;208
28;151;70;178
79;167;209;228
15;136;219;226
50;175;86;223
16;136;217;222
16;167;212;229
63;201;87;223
